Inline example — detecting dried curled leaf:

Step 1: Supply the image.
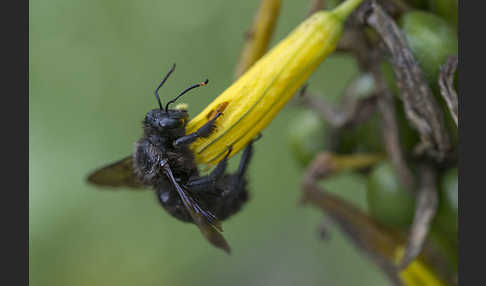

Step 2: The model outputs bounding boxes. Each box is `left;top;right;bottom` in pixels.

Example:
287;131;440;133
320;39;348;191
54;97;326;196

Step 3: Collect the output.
438;56;458;126
364;0;451;160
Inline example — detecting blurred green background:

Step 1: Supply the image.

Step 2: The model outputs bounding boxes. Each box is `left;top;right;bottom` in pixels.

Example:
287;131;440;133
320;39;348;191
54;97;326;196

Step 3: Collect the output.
30;0;389;285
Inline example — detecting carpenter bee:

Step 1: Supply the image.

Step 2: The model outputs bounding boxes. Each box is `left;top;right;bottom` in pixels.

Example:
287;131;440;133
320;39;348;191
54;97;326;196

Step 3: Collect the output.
87;64;258;253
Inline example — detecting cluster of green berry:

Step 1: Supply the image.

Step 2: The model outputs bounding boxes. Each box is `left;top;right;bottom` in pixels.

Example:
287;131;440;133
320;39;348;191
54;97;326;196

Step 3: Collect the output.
287;0;457;268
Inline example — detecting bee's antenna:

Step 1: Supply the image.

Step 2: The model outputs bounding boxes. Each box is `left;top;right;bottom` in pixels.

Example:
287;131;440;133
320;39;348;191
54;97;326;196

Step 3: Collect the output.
165;79;208;112
154;63;176;110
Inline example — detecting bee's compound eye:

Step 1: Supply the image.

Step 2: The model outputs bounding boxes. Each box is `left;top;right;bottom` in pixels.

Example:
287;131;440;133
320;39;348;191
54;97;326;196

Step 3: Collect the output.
159;118;181;129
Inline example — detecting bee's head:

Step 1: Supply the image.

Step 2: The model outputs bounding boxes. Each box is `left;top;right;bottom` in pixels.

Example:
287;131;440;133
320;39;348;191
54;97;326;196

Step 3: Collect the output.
147;63;208;133
144;108;188;133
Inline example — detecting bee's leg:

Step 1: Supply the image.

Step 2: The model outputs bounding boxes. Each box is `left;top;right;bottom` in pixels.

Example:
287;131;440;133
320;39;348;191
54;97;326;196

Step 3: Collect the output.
219;135;259;197
235;134;261;180
211;138;260;220
185;146;232;193
173;112;223;147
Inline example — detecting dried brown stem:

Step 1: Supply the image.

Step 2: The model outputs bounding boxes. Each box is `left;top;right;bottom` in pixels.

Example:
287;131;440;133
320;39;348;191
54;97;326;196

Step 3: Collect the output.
341;76;380;126
438;56;459;126
298;92;347;127
316;218;332;241
301;154;457;286
335;4;375;70
299;87;378;129
234;0;281;79
301;153;404;286
370;63;416;190
303;185;405;286
376;0;411;15
307;0;325;17
399;164;438;269
364;0;451;160
333;5;416;189
377;92;415;190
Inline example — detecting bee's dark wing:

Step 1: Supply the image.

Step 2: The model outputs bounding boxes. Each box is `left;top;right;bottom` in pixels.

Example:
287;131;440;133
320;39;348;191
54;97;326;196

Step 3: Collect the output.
161;160;231;253
181;190;231;254
87;156;146;189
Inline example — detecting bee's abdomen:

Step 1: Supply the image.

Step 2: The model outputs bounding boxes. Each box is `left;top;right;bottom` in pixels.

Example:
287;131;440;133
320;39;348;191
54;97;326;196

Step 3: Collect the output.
210;175;249;221
156;184;193;223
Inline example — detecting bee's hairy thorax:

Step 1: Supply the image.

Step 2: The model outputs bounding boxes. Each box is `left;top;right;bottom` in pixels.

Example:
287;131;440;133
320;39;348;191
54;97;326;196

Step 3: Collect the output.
132;134;199;186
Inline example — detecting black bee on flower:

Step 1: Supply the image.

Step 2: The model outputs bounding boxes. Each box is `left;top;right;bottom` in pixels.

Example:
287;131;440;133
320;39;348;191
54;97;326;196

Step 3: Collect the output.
87;64;259;253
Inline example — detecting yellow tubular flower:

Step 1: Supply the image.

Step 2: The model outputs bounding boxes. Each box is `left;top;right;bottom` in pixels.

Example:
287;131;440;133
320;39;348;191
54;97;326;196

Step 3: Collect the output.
186;0;365;165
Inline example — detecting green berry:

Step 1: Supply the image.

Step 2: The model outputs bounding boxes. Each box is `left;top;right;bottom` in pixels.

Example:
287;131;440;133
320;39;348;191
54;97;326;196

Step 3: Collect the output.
399;11;457;90
434;167;458;240
427;0;458;27
367;162;416;227
287;110;329;167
